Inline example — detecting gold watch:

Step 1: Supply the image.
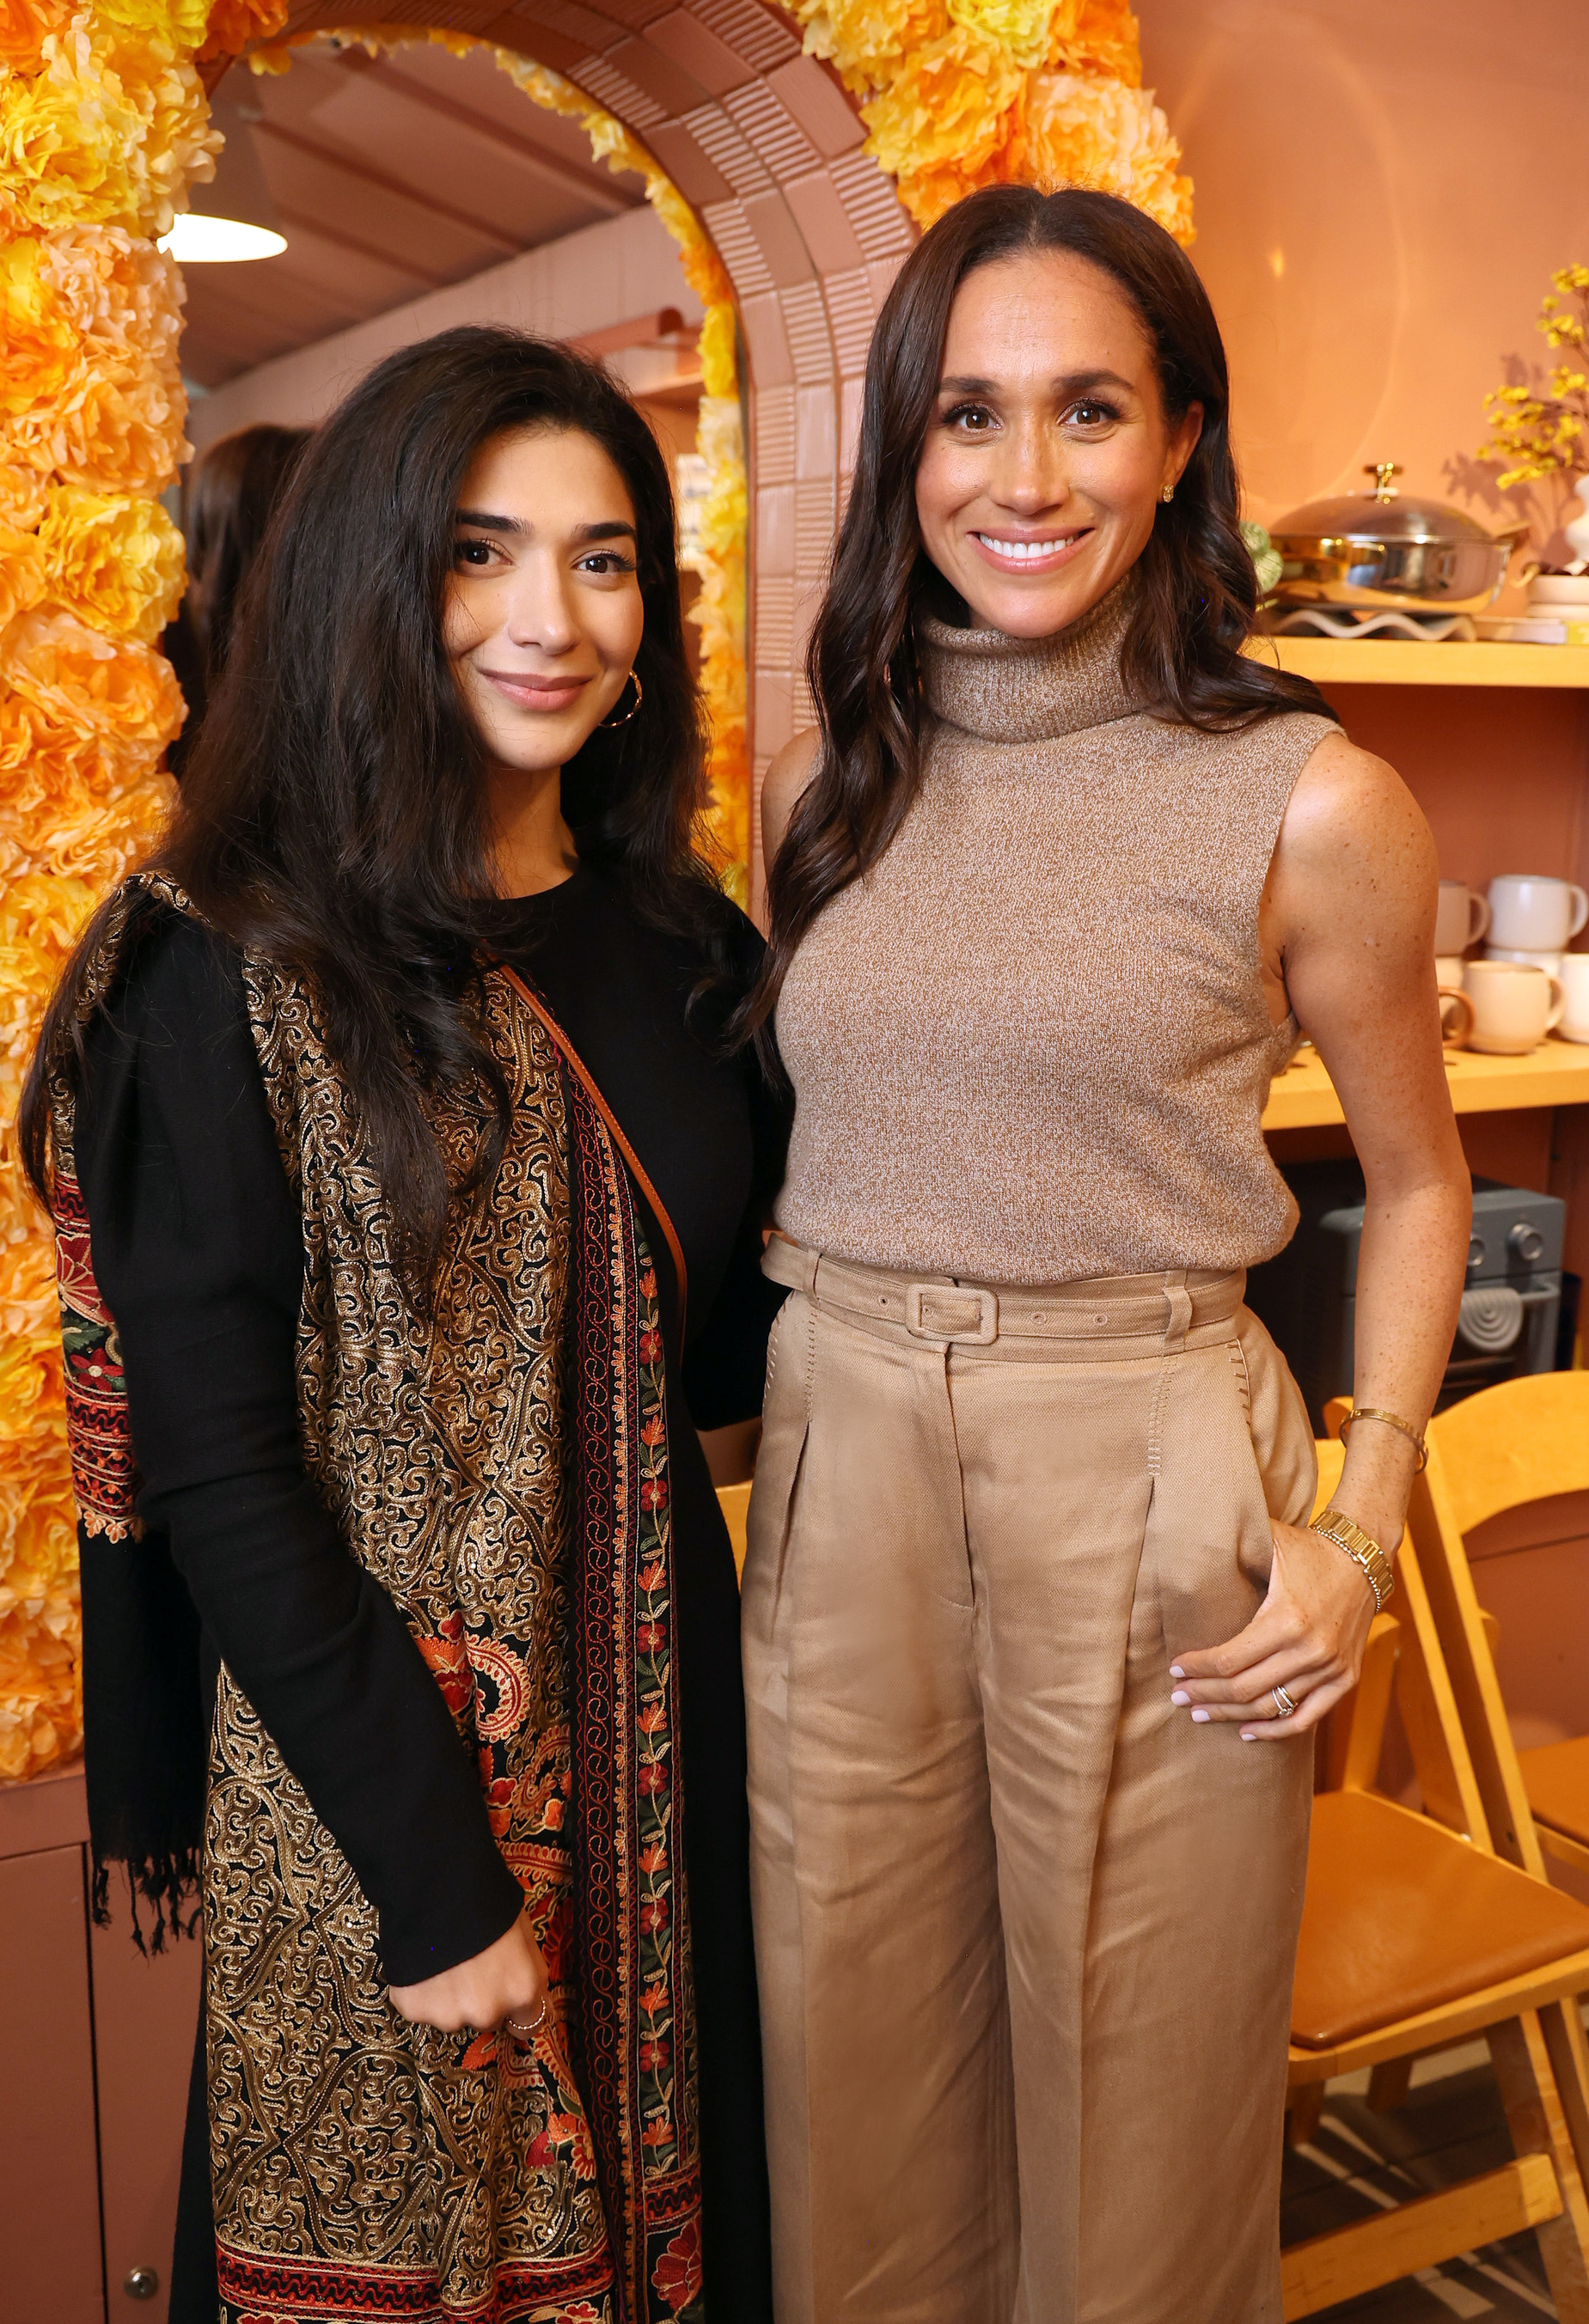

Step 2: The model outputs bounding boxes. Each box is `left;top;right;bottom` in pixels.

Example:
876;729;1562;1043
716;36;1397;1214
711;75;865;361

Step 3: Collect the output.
1311;1506;1396;1613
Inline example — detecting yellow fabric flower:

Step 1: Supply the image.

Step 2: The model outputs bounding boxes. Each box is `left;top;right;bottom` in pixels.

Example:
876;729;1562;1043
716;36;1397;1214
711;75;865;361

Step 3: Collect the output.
947;0;1054;73
0;15;218;239
93;0;210;50
36;485;186;643
1024;71;1193;244
796;0;952;95
864;24;1025;204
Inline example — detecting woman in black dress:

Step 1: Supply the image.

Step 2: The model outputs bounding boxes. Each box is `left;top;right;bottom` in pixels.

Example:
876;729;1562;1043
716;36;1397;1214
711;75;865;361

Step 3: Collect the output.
23;326;780;2324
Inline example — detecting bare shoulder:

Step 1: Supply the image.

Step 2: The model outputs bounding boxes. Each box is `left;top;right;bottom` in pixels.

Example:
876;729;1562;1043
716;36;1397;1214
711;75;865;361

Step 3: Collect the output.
760;728;822;867
1276;725;1434;897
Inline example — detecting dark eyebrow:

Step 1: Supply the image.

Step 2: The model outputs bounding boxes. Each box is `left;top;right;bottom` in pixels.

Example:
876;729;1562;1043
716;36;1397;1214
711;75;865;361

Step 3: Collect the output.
452;510;638;543
937;369;1137;398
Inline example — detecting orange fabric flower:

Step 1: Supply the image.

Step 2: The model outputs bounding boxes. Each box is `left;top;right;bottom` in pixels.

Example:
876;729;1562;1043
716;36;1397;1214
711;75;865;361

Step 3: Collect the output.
199;0;290;64
0;0;76;72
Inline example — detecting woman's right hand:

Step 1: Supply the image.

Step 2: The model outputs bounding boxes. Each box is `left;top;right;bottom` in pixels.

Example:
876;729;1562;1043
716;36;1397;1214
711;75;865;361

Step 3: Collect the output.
388;1907;547;2034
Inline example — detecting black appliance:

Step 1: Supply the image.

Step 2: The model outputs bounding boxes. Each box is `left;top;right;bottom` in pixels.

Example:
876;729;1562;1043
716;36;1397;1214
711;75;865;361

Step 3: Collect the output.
1244;1163;1565;1434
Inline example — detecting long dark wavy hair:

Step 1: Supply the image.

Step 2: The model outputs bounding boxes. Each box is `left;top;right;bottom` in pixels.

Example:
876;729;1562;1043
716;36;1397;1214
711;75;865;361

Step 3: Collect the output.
22;325;738;1302
746;183;1336;1045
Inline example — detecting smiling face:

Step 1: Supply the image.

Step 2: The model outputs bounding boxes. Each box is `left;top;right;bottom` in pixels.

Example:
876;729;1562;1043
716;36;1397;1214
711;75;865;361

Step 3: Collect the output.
914;247;1203;638
443;423;645;783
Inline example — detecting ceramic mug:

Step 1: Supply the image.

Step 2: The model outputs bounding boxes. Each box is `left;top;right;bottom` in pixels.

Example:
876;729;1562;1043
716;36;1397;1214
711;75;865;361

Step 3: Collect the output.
1486;945;1564;976
1487;874;1589;954
1437;983;1475;1046
1435;881;1490;955
1462;959;1566;1054
1560;954;1589;1045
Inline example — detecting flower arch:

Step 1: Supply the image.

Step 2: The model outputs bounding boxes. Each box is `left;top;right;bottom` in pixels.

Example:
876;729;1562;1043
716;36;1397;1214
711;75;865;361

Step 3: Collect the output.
0;0;1189;1778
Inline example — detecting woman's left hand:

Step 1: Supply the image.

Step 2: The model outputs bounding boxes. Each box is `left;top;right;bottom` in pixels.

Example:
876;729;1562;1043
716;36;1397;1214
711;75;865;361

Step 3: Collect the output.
1167;1520;1379;1740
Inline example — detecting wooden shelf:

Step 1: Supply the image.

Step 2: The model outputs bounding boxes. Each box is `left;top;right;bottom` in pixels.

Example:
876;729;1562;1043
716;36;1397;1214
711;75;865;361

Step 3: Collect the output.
1243;637;1589;688
1262;1036;1589;1132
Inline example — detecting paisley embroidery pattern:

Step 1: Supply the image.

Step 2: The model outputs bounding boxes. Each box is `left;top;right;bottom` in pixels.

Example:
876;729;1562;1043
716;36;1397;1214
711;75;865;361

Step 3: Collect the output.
53;1144;142;1540
57;876;703;2324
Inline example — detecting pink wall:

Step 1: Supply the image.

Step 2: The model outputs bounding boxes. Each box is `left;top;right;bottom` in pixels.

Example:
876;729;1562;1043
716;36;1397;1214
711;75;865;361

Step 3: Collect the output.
1135;0;1589;584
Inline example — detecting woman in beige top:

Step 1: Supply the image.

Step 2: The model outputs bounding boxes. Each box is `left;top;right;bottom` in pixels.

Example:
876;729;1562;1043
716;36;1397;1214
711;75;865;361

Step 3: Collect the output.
742;186;1470;2324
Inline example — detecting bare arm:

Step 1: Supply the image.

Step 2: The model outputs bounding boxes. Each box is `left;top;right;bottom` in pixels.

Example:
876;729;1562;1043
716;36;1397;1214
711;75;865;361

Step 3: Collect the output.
760;729;822;881
1171;730;1470;1740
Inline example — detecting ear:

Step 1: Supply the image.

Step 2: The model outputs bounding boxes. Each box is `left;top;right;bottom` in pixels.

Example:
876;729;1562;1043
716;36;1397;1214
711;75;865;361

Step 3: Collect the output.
1169;400;1205;491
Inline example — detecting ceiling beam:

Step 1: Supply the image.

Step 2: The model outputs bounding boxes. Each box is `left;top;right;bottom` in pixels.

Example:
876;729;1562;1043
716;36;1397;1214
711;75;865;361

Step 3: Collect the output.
343;50;639;218
253;118;524;256
271;203;456;291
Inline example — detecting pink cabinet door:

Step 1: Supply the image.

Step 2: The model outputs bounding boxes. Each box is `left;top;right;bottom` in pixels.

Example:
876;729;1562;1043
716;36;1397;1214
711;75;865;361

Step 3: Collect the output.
91;1906;202;2324
0;1840;107;2324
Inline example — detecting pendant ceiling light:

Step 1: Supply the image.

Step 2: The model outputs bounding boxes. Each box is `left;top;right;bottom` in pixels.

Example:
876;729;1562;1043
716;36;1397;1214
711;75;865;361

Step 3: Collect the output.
161;101;286;262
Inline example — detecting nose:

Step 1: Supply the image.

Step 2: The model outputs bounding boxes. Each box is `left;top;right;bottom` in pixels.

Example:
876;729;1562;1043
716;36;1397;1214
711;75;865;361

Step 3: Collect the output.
988;410;1071;518
503;549;579;656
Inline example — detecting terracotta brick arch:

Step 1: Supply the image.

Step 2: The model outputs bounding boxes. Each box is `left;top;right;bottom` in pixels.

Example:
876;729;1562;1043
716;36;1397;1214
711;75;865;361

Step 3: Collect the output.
279;0;917;872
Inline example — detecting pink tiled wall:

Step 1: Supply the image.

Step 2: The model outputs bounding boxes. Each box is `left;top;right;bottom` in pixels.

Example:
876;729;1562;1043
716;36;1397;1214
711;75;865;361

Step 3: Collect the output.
285;0;917;895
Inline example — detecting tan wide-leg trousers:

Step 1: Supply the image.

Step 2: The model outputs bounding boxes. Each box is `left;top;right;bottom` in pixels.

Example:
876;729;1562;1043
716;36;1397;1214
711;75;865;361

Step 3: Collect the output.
743;1245;1318;2324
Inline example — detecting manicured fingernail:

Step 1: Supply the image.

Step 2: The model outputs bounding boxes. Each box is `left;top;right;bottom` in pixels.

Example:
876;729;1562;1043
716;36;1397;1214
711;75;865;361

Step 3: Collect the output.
1169;1665;1185;1679
1240;1730;1256;1742
1191;1707;1211;1723
1170;1690;1191;1706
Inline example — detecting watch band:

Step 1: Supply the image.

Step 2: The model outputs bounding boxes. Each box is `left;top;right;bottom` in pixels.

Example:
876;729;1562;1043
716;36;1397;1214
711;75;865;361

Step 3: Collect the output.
1311;1505;1396;1613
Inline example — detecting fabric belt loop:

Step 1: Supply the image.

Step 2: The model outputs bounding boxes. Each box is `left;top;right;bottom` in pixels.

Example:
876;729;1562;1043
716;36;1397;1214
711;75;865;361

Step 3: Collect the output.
1161;1269;1194;1352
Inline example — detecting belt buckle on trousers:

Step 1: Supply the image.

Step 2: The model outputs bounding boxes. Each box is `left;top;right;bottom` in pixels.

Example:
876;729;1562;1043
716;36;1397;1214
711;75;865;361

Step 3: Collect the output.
906;1282;999;1345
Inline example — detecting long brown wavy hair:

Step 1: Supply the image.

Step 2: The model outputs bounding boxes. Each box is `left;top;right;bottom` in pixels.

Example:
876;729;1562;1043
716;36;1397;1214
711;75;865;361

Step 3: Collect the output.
21;326;740;1305
745;183;1335;1048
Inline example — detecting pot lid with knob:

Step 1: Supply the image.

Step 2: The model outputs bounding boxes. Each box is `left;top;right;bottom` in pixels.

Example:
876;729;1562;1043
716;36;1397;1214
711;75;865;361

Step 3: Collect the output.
1270;462;1525;549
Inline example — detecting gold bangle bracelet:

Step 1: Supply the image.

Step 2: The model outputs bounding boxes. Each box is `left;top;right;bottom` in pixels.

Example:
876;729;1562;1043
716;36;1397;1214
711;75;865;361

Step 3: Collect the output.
1311;1506;1396;1613
1340;1404;1428;1472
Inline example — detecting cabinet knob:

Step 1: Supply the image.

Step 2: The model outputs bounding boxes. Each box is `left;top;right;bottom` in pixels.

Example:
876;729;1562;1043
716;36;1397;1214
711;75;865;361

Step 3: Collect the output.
124;2266;160;2301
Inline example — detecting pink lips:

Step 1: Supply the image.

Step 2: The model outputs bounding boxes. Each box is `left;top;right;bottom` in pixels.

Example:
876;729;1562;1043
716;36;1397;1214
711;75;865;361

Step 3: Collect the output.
480;668;590;711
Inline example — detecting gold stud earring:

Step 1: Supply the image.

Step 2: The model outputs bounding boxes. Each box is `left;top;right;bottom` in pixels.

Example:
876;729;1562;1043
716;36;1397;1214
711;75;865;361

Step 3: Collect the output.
600;669;643;727
1160;483;1176;504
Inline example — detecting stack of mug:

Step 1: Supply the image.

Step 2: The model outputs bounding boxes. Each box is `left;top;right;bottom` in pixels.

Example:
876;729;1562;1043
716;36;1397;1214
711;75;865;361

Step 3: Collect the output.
1435;875;1589;1052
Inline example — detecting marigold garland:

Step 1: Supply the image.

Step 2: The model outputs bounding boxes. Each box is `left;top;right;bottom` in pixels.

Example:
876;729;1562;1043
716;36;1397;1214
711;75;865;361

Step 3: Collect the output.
793;0;1191;237
0;0;250;1778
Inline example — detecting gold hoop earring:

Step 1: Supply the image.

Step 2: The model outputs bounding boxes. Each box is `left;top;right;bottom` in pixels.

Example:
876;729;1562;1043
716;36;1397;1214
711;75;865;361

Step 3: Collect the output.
601;669;643;727
1159;483;1176;504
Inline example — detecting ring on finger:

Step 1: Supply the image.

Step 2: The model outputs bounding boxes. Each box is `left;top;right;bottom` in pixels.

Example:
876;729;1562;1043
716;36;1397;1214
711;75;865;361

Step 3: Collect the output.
505;1997;548;2040
1271;1683;1299;1718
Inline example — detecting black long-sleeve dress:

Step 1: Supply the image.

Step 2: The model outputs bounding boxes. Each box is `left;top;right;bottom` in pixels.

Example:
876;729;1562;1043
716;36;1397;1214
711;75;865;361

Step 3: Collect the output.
75;864;785;2321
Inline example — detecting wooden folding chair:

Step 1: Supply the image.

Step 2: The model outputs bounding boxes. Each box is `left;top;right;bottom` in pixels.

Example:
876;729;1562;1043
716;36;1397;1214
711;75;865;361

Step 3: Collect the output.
1280;1432;1589;2321
1411;1372;1589;1885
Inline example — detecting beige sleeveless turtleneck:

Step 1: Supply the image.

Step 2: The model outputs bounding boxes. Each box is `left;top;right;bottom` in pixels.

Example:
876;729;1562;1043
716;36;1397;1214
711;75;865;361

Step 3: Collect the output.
773;584;1336;1284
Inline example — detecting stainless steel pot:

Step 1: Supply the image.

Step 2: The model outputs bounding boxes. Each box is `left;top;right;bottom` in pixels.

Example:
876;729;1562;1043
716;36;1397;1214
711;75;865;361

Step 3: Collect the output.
1268;462;1522;613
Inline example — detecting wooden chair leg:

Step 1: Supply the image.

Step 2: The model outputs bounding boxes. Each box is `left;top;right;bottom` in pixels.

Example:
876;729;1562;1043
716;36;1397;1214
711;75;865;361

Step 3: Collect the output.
1488;2010;1589;2322
1366;2056;1415;2112
1287;2082;1326;2146
1541;1994;1589;2193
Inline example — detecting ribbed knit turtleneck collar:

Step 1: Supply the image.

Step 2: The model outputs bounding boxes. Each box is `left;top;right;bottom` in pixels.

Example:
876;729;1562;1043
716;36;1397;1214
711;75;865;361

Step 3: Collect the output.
915;574;1145;743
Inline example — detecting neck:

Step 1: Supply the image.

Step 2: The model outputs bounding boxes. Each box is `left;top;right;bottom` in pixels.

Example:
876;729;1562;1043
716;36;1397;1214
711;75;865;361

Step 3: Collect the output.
914;572;1145;744
486;760;578;897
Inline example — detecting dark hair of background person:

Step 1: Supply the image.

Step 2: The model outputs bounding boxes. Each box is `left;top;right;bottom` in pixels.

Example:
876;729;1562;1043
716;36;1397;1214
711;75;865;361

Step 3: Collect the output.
162;423;312;777
740;182;1340;1054
23;325;739;1306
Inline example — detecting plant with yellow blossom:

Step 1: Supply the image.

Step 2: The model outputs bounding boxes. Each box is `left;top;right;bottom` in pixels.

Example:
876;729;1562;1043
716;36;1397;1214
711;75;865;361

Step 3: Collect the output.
1478;266;1588;489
